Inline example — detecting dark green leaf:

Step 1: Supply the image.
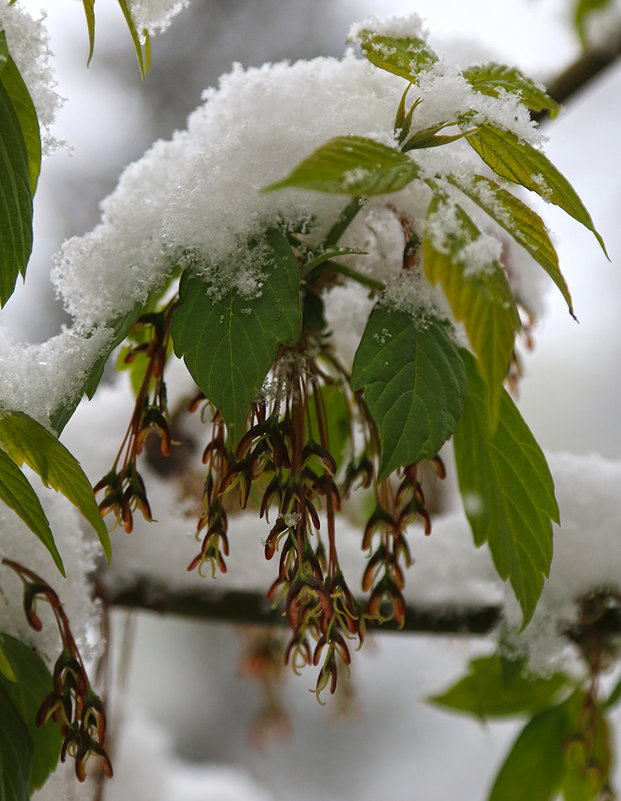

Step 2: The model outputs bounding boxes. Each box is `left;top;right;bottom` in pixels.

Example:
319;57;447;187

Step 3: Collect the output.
171;229;302;442
81;0;96;65
116;0;151;79
0;449;64;576
453;351;558;626
462;63;559;118
429;655;568;719
350;29;438;80
0;410;111;562
449;173;574;316
466;124;607;256
0;680;32;801
0;38;32;307
0;634;62;792
263;136;419;196
0;31;41;194
422;194;520;424
488;701;570;801
351;305;466;482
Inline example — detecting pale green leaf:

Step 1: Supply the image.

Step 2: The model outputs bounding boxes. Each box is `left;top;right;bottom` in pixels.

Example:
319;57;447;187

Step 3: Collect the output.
0;645;15;683
449;173;574;316
0;449;64;576
429;655;569;719
116;0;150;79
0;37;32;307
0;680;32;801
351;305;466;482
171;229;302;443
0;31;41;194
453;351;558;626
81;0;96;65
350;29;438;80
466;124;607;256
263;136;419;196
0;634;62;792
422;194;520;424
488;701;570;801
462;62;559;118
0;411;111;563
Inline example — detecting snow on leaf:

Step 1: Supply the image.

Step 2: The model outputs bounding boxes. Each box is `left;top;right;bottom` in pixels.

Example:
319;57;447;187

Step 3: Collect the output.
171;229;302;443
351;305;466;482
466;124;608;257
351;29;438;81
449;173;574;316
422;194;519;425
263;136;419;196
462;62;559;119
453;350;558;627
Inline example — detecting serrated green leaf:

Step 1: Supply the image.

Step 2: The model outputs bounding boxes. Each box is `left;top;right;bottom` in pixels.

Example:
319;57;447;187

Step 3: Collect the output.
488;701;570;801
351;305;466;482
422;194;520;424
0;449;64;576
429;655;569;719
350;29;438;81
462;62;559;118
263;136;419;196
0;680;32;801
449;173;574;316
0;31;41;195
0;411;111;563
81;0;96;65
171;229;302;443
453;350;558;626
0;38;32;307
116;0;150;79
0;634;62;792
466;124;607;256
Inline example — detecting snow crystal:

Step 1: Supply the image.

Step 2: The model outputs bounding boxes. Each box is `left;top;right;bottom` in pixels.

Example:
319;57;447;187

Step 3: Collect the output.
0;1;61;150
126;0;190;36
348;13;428;43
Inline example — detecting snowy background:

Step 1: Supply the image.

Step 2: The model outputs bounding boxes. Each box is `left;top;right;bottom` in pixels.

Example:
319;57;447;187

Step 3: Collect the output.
3;0;621;798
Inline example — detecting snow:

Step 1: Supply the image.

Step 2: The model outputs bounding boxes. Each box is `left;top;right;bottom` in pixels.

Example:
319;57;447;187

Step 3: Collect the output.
126;0;191;36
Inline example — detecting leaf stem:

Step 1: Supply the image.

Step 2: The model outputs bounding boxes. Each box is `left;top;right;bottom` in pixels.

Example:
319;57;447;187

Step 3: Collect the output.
322;196;365;249
314;260;386;293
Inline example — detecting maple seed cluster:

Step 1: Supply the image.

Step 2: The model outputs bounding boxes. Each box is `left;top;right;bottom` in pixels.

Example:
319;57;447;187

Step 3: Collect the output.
94;303;175;532
2;559;112;781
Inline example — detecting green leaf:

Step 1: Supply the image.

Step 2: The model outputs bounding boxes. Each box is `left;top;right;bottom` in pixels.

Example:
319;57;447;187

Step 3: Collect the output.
301;247;368;277
562;693;611;801
422;194;520;424
116;0;151;79
81;0;96;65
171;229;302;443
263;136;419;196
462;62;559;118
453;350;558;626
0;31;41;194
449;173;574;317
350;29;438;81
488;701;570;801
0;644;16;683
0;410;111;563
0;681;32;801
429;655;568;719
0;449;64;576
0;38;32;307
351;305;466;482
0;634;62;792
466;124;607;256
